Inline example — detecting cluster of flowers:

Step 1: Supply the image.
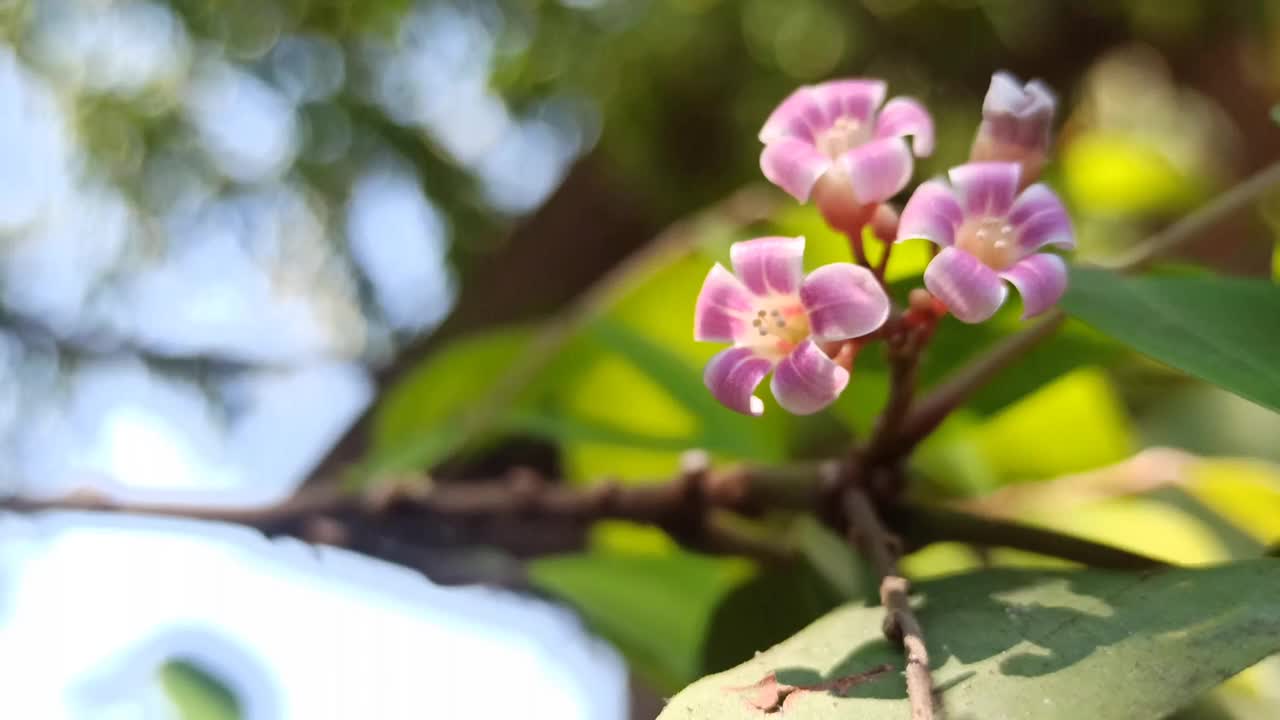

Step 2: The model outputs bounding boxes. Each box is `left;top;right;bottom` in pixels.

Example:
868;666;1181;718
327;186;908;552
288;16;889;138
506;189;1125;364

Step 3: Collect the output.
695;73;1075;416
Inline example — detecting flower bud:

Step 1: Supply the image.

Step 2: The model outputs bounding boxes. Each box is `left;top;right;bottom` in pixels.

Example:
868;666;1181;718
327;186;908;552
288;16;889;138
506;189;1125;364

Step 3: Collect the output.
970;72;1057;188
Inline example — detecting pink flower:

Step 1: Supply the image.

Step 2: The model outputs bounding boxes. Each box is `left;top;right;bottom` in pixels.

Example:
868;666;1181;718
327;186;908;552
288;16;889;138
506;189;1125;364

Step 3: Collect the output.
758;79;934;231
694;236;890;416
896;162;1074;324
970;72;1057;187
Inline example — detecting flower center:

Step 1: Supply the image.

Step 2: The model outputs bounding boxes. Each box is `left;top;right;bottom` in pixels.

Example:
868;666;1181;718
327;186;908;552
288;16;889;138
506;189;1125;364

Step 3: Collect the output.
955;215;1019;270
749;301;810;355
815;116;873;159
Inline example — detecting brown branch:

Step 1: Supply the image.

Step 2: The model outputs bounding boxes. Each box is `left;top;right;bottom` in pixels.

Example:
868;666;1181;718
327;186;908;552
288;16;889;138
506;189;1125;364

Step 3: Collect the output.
861;314;925;468
844;484;940;720
0;459;823;564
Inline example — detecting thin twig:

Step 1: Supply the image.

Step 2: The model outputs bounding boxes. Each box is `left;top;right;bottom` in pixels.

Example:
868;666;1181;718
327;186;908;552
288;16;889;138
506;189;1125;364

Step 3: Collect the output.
862;315;924;467
1105;160;1280;271
849;230;871;268
874;236;894;283
890;309;1065;457
845;485;939;720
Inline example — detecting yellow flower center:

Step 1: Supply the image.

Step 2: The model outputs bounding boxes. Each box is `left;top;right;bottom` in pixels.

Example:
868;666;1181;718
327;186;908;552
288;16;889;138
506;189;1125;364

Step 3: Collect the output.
955;215;1019;270
749;300;810;358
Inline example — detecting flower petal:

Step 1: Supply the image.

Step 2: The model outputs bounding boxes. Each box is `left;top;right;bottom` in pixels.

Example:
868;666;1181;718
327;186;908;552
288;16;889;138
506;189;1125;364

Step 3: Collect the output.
837;136;913;205
1001;253;1067;318
770;340;849;415
875;97;935;156
981;71;1056;147
704;346;774;416
1008;183;1075;252
924;246;1008;323
759;80;888;144
694;263;754;343
810;79;887;128
759;87;823;144
896;179;964;247
760;138;831;202
948;162;1021;217
731;236;806;297
799;263;890;342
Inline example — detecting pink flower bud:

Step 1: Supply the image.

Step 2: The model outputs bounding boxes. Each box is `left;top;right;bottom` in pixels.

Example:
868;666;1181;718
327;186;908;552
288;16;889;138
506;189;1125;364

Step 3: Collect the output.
970;72;1057;188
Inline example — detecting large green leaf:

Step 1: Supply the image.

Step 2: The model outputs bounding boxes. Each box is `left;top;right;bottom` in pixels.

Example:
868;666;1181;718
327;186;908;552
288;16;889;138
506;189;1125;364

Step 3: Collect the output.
1062;269;1280;413
659;559;1280;719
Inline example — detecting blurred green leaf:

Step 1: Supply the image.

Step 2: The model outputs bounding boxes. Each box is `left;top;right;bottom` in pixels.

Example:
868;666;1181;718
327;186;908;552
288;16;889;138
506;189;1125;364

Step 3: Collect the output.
790;515;872;601
699;562;846;680
1062;268;1280;414
369;326;538;473
529;550;754;692
160;661;240;720
660;559;1280;719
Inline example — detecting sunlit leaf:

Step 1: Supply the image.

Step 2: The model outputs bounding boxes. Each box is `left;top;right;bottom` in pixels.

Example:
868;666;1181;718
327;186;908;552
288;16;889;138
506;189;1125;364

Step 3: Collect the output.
972;368;1136;482
1063;132;1200;216
161;661;240;720
660;559;1280;719
1186;459;1280;546
1062;268;1280;413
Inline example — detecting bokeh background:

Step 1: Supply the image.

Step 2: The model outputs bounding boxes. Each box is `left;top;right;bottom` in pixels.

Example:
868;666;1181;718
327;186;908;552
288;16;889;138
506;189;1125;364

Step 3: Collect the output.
1;0;1279;718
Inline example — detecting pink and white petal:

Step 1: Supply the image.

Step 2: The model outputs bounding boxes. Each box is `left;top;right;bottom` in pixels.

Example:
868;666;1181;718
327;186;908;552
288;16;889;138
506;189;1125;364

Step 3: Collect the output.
770;340;850;415
760;138;832;202
759;87;825;144
731;236;806;297
875;97;935;156
1001;253;1068;318
1008;183;1075;252
694;263;755;343
983;71;1029;115
896;179;964;247
924;247;1008;323
838;136;914;205
799;263;890;342
704;346;775;416
948;162;1021;217
810;79;888;129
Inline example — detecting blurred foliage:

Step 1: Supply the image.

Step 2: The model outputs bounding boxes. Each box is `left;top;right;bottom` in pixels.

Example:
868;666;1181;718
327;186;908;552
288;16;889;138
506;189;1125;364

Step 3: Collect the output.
160;661;241;720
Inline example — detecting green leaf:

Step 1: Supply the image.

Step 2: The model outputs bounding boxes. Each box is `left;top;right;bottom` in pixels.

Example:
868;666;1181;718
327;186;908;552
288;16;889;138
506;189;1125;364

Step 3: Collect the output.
160;661;241;720
529;550;755;692
1062;268;1280;414
660;559;1280;719
369;326;538;472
